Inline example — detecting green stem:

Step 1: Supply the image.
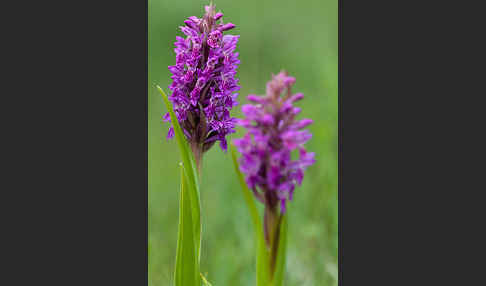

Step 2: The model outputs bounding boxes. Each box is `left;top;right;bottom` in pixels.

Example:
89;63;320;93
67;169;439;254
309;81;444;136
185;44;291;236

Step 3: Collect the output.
264;205;283;280
190;141;203;176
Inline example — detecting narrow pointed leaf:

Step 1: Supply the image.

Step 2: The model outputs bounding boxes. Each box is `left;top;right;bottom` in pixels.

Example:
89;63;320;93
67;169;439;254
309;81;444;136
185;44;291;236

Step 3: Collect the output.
230;144;260;228
271;214;288;286
157;85;201;257
256;228;270;286
174;164;200;286
157;85;199;189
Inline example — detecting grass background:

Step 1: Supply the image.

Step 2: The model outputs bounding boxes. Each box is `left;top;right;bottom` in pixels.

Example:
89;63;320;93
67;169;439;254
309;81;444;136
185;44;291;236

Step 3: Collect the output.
148;0;337;285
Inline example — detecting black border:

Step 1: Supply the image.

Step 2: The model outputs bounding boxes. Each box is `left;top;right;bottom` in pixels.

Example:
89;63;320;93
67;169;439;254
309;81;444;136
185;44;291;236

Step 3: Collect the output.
11;0;150;284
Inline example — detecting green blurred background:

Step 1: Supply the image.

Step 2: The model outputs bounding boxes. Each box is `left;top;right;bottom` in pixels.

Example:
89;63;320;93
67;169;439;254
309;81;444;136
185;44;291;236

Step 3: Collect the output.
149;0;337;285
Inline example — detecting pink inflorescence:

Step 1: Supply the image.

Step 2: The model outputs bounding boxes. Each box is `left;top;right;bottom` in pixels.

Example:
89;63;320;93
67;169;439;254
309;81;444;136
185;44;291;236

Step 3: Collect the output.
233;71;315;212
165;4;240;151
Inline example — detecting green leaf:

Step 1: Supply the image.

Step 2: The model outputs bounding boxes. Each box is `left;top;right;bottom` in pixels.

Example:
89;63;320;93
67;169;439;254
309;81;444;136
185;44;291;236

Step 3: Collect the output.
256;227;270;286
157;85;201;257
174;165;200;286
158;86;202;286
230;144;269;286
271;214;288;286
230;145;260;228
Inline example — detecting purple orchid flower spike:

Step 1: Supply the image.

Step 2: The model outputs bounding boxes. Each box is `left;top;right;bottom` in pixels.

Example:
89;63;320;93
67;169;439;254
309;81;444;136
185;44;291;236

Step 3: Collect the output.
234;71;315;213
165;3;240;169
233;71;315;254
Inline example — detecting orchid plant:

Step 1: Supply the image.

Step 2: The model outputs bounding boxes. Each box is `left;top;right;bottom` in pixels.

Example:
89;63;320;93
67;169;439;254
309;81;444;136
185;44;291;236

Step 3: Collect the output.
157;3;314;286
231;71;315;286
157;3;239;286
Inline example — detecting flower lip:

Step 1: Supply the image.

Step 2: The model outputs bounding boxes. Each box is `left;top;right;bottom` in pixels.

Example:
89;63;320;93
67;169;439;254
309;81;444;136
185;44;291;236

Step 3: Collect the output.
184;20;198;30
214;12;223;20
207;30;222;48
220;23;236;31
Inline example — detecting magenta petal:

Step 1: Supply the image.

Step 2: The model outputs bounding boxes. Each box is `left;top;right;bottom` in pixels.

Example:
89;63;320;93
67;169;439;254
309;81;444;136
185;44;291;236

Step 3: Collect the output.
220;23;236;31
167;127;175;140
214;12;223;20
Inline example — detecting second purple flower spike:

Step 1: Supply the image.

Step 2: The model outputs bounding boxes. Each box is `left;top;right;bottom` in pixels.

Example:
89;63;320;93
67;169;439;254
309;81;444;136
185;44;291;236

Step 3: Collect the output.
233;71;315;274
166;3;240;168
233;71;315;214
